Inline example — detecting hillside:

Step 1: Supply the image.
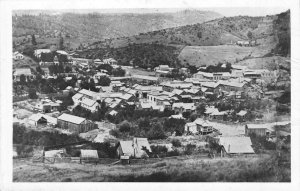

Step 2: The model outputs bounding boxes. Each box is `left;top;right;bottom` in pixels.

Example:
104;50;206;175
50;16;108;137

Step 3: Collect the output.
89;14;277;49
12;10;222;49
76;10;289;69
13;153;290;182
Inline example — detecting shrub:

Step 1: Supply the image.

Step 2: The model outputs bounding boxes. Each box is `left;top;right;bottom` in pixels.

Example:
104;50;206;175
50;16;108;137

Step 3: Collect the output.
171;139;182;147
118;121;131;132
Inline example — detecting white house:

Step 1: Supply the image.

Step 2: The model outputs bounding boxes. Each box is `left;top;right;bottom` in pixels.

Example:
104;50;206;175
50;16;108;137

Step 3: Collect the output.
13;51;24;60
80;97;99;113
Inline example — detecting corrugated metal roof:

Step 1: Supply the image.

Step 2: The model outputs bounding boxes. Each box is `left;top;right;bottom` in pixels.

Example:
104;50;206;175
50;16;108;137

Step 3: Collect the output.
58;113;86;124
119;141;134;156
219;137;255;154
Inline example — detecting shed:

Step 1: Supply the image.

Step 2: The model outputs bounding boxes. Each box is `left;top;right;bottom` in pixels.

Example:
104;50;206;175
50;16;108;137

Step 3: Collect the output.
80;149;99;159
219;136;255;156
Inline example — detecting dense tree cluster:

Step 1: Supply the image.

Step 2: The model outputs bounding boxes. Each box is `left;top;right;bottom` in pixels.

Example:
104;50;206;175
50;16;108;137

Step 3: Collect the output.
199;62;232;73
79;43;182;70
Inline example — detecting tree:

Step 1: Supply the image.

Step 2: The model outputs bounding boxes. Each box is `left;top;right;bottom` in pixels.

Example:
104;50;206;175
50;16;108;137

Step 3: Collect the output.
196;103;206;116
28;88;38;99
188;65;198;74
118;120;131;133
98;76;111;86
247;31;253;40
65;66;72;73
31;34;37;45
58;36;64;50
112;67;126;77
20;74;26;84
147;122;166;140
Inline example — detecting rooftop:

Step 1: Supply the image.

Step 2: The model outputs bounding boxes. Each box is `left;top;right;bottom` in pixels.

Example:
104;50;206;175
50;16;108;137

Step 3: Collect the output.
58;113;86;124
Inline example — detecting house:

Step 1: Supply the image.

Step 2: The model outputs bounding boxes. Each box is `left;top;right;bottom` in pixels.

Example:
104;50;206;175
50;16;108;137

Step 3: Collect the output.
13;51;24;60
245;121;290;137
28;113;57;127
172;102;195;114
154;65;173;76
57;113;96;134
103;58;117;65
209;110;227;120
194;118;213;135
80;97;100;113
13;68;34;82
161;81;193;92
231;65;248;77
78;89;99;100
218;136;255;157
44;149;66;158
131;75;159;85
94;59;103;65
193;71;231;81
184;122;198;134
117;141;134;157
72;93;84;105
200;82;221;95
218;80;248;93
116;138;152;158
108;110;118;116
237;110;248;121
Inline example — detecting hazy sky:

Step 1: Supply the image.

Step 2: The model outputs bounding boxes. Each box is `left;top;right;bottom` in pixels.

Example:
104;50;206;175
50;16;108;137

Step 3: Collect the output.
13;7;289;17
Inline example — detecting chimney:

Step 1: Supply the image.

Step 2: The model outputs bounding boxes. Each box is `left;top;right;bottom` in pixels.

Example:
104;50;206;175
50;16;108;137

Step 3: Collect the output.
228;144;230;153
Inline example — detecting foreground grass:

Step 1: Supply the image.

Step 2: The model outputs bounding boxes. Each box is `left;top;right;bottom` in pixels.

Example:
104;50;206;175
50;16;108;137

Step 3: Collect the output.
13;154;290;182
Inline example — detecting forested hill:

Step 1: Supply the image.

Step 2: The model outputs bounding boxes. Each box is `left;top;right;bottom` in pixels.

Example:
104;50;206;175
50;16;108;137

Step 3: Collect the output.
12;9;222;41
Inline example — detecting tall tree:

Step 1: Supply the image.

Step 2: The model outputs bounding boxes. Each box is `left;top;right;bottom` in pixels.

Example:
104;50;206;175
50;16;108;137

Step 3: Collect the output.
247;31;253;40
31;34;37;45
58;36;64;50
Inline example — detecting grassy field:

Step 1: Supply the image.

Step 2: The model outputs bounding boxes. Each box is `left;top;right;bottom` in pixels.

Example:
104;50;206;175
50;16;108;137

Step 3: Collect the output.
177;43;279;67
13;153;290;182
178;45;256;66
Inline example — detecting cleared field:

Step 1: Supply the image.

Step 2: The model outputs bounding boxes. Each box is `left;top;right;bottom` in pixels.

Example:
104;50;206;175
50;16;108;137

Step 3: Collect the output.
13;153;289;182
177;45;275;66
235;56;289;70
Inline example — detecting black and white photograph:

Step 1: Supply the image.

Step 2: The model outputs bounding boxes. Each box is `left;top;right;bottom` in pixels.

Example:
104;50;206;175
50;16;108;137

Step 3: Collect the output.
1;0;300;189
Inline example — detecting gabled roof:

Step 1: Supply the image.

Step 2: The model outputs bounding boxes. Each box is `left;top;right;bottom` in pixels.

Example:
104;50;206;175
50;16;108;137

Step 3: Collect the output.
200;82;219;89
237;110;247;116
81;97;98;107
58;113;86;124
172;89;184;95
72;93;83;100
79;89;97;98
121;93;133;100
134;138;152;152
194;118;212;127
119;141;134;156
219;136;255;154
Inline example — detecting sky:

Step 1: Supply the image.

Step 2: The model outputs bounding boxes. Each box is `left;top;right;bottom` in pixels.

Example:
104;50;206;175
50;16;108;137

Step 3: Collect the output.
13;7;289;17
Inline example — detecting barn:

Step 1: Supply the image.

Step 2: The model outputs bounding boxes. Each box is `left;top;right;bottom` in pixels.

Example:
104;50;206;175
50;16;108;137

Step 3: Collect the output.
57;113;96;134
